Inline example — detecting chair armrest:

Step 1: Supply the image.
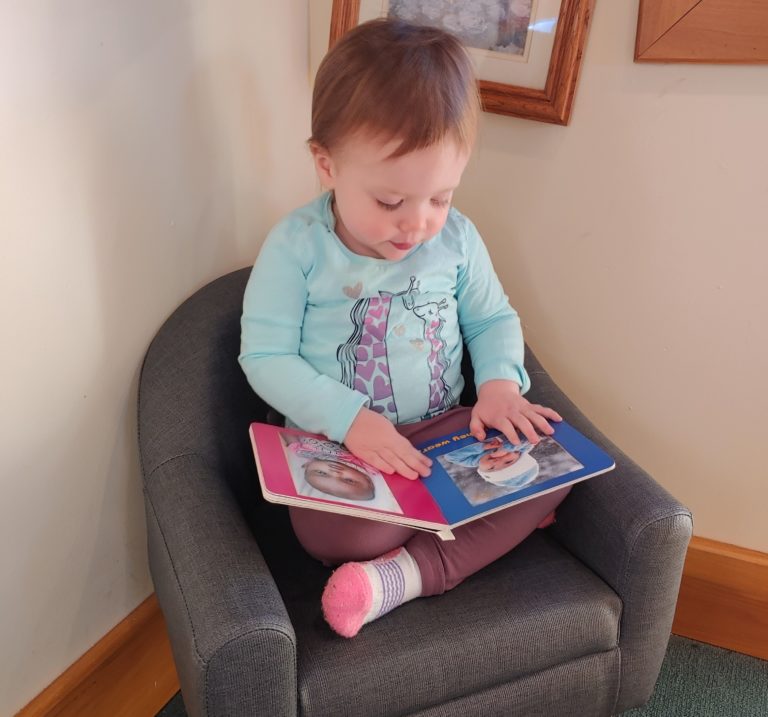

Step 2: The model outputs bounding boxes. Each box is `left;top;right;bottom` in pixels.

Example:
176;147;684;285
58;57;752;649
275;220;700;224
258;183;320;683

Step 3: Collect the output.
143;453;297;717
525;350;693;713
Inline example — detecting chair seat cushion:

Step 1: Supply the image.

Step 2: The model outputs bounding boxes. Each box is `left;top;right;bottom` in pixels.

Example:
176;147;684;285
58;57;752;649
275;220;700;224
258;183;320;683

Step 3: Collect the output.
259;508;621;717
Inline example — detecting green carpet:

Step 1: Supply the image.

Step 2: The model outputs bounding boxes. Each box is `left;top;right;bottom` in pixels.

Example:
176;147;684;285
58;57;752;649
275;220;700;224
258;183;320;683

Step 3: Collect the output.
621;636;768;716
157;636;768;716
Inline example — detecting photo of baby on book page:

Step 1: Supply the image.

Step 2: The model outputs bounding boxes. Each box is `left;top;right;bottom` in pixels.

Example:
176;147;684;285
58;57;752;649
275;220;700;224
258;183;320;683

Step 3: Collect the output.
438;433;584;507
280;434;403;513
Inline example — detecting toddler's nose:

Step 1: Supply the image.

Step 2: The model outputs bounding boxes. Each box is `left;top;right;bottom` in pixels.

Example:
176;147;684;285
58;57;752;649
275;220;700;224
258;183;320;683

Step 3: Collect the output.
399;209;428;235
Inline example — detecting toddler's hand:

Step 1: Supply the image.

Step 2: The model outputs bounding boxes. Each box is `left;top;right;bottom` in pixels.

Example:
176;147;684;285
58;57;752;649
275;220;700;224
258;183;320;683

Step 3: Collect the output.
471;379;562;445
344;408;432;480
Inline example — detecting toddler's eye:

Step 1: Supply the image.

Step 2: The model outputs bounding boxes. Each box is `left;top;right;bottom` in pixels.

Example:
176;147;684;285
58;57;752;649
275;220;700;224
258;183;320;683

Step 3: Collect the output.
376;199;403;211
431;197;451;208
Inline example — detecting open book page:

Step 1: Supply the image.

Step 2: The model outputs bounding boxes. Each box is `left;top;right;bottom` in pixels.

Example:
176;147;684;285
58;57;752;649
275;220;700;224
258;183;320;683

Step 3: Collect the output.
249;420;615;535
419;422;614;527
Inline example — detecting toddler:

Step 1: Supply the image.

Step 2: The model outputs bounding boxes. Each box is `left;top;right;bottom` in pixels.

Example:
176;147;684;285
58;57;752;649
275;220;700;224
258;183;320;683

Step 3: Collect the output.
240;18;568;638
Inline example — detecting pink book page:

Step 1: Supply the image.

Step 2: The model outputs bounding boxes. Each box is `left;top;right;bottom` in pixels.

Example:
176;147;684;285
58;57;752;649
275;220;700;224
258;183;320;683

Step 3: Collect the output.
250;423;448;526
250;423;301;497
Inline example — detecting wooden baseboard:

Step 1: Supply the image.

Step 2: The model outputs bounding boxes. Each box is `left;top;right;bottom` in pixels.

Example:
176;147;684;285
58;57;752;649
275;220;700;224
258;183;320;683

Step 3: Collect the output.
15;595;179;717
672;536;768;660
16;536;768;717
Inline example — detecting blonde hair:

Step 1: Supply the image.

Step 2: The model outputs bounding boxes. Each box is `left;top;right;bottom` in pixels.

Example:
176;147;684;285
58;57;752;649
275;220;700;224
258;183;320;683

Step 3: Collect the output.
310;18;479;157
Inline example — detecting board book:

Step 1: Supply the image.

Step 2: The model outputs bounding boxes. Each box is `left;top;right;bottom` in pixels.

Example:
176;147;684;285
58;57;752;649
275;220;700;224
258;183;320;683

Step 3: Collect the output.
249;420;615;540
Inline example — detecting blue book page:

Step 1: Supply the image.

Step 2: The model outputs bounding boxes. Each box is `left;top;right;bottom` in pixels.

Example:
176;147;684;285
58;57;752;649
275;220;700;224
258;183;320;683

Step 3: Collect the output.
416;420;615;526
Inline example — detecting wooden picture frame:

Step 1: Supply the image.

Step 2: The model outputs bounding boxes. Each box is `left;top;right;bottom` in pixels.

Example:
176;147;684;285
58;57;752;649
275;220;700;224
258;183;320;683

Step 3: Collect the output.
636;0;768;63
329;0;596;126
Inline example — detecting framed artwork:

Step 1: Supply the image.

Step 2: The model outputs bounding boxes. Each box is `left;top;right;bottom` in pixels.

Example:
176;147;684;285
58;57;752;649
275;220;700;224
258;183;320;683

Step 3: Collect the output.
635;0;768;63
329;0;596;125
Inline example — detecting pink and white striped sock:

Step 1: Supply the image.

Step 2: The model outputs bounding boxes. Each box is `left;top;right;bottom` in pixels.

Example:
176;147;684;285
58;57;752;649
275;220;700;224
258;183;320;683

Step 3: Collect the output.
321;547;422;638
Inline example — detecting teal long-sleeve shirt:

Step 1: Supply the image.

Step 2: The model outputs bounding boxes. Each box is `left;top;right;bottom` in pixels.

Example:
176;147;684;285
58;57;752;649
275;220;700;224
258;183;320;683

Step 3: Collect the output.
239;192;530;442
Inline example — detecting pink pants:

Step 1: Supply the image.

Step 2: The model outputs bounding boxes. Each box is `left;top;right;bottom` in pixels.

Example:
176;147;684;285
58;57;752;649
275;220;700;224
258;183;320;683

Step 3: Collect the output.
289;407;571;597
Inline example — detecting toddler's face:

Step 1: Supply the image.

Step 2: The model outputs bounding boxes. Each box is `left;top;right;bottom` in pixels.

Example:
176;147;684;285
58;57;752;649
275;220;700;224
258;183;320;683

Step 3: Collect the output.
304;459;375;501
313;134;470;261
478;450;521;473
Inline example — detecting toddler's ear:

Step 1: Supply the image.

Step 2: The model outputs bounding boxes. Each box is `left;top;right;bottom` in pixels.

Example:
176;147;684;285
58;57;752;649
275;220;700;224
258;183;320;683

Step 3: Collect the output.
309;142;336;189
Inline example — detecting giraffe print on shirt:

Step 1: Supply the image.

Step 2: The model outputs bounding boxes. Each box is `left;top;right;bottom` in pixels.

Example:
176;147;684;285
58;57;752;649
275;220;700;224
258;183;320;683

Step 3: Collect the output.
337;275;455;422
337;277;420;422
412;298;454;418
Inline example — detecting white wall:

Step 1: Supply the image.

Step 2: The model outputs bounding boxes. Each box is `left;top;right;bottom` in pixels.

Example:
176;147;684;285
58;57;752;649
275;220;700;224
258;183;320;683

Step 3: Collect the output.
311;0;768;552
0;2;315;713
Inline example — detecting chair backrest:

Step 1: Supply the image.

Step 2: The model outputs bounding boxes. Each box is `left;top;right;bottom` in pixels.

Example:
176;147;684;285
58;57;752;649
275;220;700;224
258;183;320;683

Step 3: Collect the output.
138;268;267;508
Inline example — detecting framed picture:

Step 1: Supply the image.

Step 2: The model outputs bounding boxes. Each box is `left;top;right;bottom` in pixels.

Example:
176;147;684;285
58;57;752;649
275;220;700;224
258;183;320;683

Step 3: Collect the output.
635;0;768;63
329;0;595;126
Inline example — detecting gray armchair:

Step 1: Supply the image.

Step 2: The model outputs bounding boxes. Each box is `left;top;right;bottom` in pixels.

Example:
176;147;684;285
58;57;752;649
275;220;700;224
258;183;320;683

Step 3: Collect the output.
138;268;692;717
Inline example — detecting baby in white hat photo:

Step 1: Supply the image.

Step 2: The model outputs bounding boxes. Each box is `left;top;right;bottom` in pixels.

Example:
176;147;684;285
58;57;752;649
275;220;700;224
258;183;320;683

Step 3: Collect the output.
445;435;540;490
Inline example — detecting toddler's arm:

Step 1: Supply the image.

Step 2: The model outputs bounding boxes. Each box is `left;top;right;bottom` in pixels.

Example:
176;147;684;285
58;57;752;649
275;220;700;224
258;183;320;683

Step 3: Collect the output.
239;231;367;443
455;218;561;444
456;218;529;394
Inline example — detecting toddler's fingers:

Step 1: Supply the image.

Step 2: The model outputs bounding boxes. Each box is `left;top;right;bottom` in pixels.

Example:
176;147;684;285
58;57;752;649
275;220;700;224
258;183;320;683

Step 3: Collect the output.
413;453;433;476
367;453;397;477
380;448;419;480
469;414;487;441
401;444;432;478
395;435;432;471
528;411;555;436
534;404;563;422
496;417;522;446
513;415;541;444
